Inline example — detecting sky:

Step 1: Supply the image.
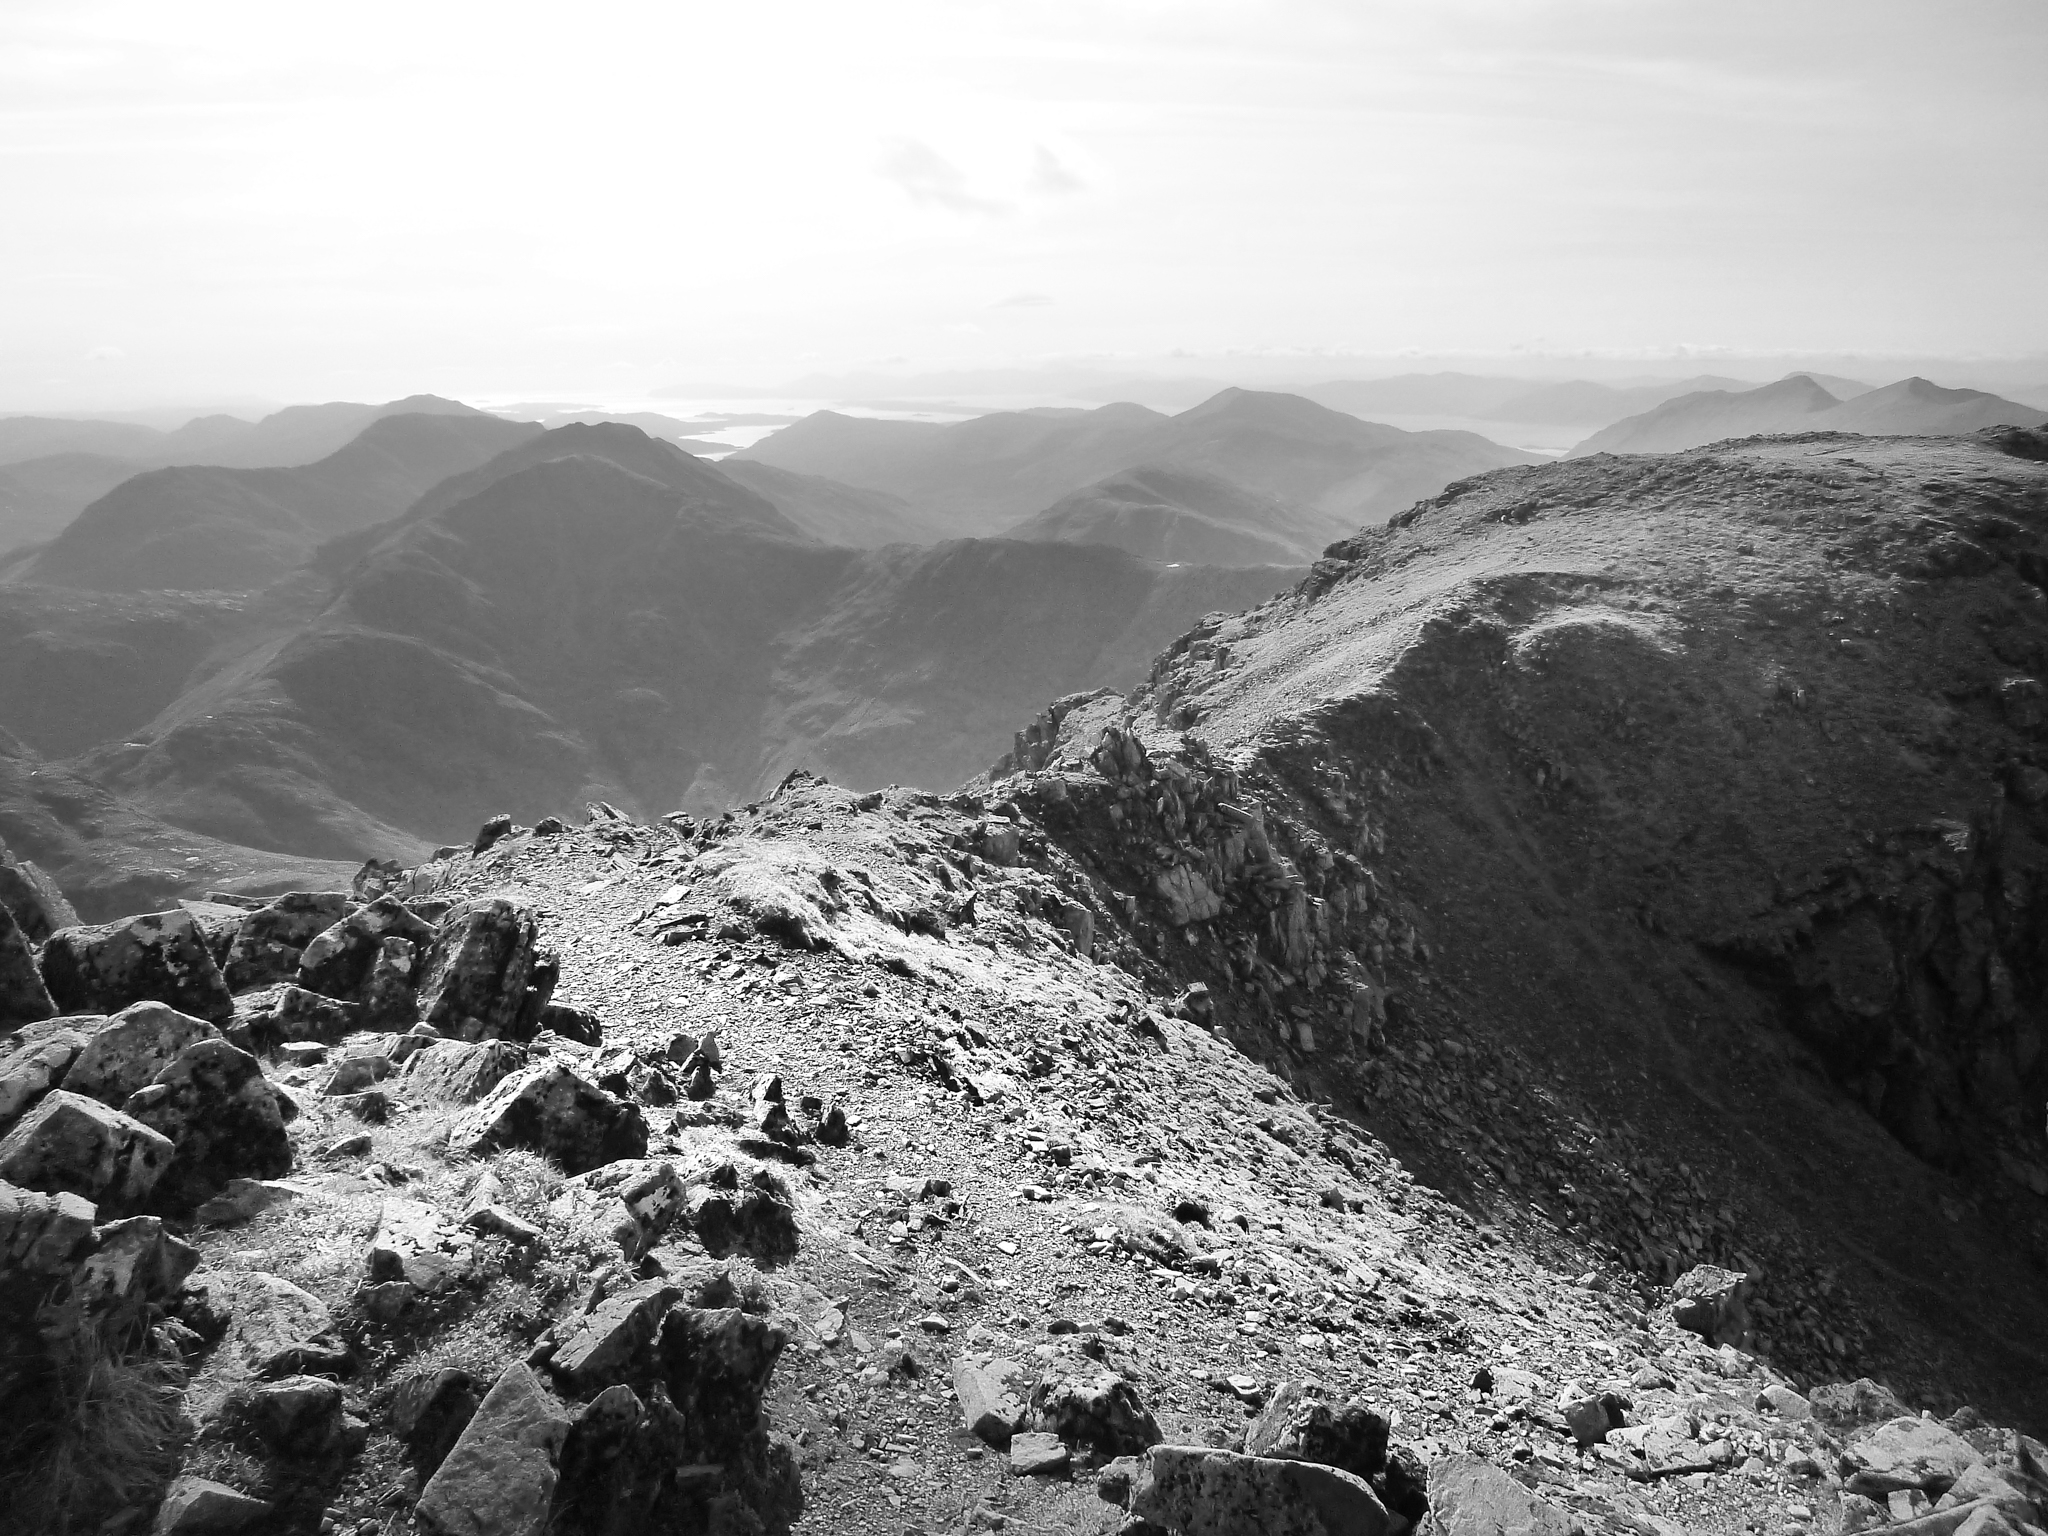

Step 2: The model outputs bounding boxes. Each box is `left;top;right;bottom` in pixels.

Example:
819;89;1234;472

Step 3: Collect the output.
3;0;2046;410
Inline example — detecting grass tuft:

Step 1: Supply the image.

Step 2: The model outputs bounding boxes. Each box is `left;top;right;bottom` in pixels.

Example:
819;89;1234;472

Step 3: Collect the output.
0;1342;189;1536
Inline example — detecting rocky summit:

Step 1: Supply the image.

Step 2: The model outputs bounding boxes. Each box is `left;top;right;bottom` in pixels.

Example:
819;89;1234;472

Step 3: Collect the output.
3;428;2048;1536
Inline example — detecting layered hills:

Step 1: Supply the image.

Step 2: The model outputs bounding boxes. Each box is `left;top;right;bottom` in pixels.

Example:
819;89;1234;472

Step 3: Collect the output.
1574;375;2048;457
7;424;1297;865
7;413;542;591
0;396;507;560
732;387;1540;535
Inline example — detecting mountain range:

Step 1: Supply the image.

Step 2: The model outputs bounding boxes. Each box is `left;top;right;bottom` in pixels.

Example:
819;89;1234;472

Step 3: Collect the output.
729;387;1543;535
1572;375;2048;457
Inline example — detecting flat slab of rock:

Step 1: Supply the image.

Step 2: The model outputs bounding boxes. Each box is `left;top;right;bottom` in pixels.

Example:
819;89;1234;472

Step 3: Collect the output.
200;1269;335;1377
1009;1430;1070;1476
405;1039;529;1105
41;909;234;1025
549;1278;680;1391
370;1197;475;1293
1845;1416;1984;1496
151;1475;270;1533
455;1062;647;1175
415;1362;572;1536
0;1089;172;1213
1428;1453;1575;1536
1131;1445;1392;1536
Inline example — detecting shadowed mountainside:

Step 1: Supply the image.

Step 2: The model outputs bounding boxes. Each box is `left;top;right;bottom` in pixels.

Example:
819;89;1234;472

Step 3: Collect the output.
1000;424;2048;1422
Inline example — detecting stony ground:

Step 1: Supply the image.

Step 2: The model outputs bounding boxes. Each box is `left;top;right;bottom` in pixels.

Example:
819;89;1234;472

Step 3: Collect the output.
131;790;2032;1536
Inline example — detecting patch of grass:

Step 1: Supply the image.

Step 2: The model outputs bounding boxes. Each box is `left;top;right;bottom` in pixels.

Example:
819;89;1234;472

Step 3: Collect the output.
0;1343;189;1536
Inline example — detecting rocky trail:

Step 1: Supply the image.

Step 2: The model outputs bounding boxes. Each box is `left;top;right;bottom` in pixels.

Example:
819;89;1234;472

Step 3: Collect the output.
0;780;2041;1536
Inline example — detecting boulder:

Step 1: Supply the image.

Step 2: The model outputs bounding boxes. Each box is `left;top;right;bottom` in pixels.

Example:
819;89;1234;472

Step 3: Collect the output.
362;936;422;1030
297;896;435;1004
64;1001;220;1106
657;1305;790;1463
41;909;235;1025
455;1062;648;1176
1428;1453;1575;1536
415;1362;573;1536
1130;1446;1392;1536
192;1177;308;1227
0;1090;172;1213
0;1178;97;1278
231;984;360;1048
537;1003;602;1046
415;898;540;1040
1844;1416;1984;1497
0;902;55;1026
178;900;250;968
124;1038;291;1210
1245;1382;1390;1478
151;1476;270;1534
1813;1378;1913;1432
1669;1264;1752;1349
0;1019;92;1132
549;1278;682;1392
0;860;79;945
214;1373;357;1467
404;1039;530;1105
954;1356;1030;1447
221;893;351;989
1030;1363;1163;1456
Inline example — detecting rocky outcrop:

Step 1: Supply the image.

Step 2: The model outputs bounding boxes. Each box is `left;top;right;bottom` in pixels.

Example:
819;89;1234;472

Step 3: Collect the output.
454;1062;647;1175
296;895;435;1010
1127;1446;1393;1536
222;892;349;989
415;897;544;1039
40;908;235;1024
63;1001;219;1107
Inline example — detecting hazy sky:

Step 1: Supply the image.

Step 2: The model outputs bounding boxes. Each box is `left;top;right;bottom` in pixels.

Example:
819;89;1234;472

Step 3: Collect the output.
5;0;2045;408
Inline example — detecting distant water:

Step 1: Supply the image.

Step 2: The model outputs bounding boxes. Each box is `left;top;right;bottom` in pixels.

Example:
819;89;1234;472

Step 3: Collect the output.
462;393;986;458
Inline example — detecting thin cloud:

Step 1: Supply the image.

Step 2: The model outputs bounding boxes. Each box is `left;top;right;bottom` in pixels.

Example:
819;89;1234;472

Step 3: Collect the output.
1028;144;1084;195
877;139;1007;216
992;292;1053;308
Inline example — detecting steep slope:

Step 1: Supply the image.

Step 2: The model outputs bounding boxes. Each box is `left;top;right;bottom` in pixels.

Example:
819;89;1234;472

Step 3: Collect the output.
993;426;2048;1423
0;452;140;554
11;413;542;591
734;389;1538;534
715;459;945;547
1574;375;2047;457
1003;464;1338;566
83;446;1295;859
1569;374;1844;456
0;731;354;917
